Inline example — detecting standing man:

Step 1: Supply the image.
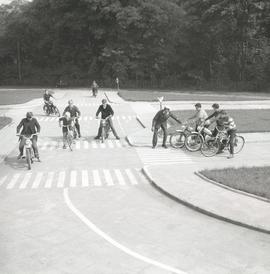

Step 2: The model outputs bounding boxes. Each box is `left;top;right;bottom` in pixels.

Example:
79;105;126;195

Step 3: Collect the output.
152;107;181;149
16;112;41;161
91;80;99;97
63;100;81;138
95;99;120;140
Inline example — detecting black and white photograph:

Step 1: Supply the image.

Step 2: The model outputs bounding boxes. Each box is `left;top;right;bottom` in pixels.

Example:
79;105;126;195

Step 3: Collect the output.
0;0;270;273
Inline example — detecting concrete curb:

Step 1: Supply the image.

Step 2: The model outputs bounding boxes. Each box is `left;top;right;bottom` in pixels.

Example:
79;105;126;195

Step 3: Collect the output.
141;166;270;235
195;171;270;203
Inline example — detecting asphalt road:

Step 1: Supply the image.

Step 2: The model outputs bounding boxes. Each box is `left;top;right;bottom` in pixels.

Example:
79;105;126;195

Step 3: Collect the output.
0;90;270;274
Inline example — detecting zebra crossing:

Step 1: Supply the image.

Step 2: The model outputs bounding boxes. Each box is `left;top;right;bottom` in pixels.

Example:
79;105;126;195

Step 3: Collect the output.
59;103;99;107
37;115;137;122
39;139;129;150
0;168;145;190
135;147;193;166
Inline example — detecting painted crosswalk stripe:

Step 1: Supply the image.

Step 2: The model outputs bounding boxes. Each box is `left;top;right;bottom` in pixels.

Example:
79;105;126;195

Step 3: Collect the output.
44;117;49;121
83;141;89;149
122;116;126;120
89;117;93;121
57;171;65;188
19;172;32;189
39;117;44;121
49;141;57;150
70;170;77;187
115;140;122;148
100;143;106;149
128;116;132;120
125;169;138;185
32;172;43;189
104;169;114;186
92;141;98;149
76;142;81;149
81;170;89;187
45;171;55;188
114;169;125;186
107;140;114;148
40;142;48;150
84;117;88;121
0;175;7;186
7;173;20;189
93;170;102;186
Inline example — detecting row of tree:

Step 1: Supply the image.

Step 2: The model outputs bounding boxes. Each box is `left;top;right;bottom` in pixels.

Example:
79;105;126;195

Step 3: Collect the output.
0;0;270;90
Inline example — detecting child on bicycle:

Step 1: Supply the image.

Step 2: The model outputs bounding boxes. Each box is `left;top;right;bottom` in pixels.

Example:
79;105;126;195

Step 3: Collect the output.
59;112;74;149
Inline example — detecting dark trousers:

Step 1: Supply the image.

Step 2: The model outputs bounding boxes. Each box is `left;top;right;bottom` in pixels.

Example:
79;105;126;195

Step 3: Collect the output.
97;118;119;138
74;118;81;136
228;128;237;154
152;123;167;147
19;135;39;157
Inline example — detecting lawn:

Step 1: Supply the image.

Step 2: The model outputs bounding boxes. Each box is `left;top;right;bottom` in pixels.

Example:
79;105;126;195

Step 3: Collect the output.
0;89;45;105
200;166;270;200
170;109;270;133
0;117;12;129
118;89;270;102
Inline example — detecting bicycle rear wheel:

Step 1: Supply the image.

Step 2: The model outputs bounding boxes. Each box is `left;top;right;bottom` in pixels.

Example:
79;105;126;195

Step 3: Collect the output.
170;132;186;148
201;139;220;157
185;133;203;152
54;106;60;117
234;135;245;154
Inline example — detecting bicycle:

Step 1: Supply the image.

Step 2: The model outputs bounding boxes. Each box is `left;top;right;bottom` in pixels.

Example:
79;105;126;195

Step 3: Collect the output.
96;117;111;143
184;124;212;152
62;124;76;151
169;123;194;149
43;102;60;116
17;133;38;170
201;127;245;157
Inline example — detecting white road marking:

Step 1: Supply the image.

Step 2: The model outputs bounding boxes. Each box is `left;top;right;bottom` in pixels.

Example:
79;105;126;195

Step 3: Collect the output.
19;172;32;189
32;172;43;189
7;173;20;189
115;140;122;148
64;188;186;274
40;142;48;150
76;142;81;150
84;141;89;149
45;171;54;188
125;169;138;185
100;143;106;149
81;170;89;187
0;175;7;186
84;117;88;121
107;140;114;148
114;169;125;186
44;117;49;122
57;171;66;188
92;170;102;186
70;170;77;187
92;141;98;149
116;116;126;136
103;169;114;186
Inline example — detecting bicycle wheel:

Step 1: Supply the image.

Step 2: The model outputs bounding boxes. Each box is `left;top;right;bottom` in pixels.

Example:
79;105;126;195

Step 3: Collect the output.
185;133;203;152
234;135;245;154
67;133;73;151
201;139;220;157
54;107;60;117
26;148;31;170
170;132;186;148
44;105;49;115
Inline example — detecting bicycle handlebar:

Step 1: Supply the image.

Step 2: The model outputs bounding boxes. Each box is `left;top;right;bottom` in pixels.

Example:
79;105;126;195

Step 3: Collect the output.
16;133;38;138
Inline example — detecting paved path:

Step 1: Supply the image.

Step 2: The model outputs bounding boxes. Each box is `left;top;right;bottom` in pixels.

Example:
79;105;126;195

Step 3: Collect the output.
1;89;270;274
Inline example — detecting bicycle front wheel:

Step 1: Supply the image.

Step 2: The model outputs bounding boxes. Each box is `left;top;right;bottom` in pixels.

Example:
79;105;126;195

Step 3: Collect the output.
54;107;60;117
201;139;220;157
185;133;203;152
234;135;245;154
26;148;32;170
170;132;186;148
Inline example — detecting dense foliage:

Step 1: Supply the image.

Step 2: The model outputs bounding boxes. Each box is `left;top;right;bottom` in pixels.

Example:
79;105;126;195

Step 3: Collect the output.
0;0;269;90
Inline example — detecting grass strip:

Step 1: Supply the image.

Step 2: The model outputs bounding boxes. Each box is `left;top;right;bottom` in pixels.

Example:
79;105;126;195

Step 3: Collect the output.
201;167;270;200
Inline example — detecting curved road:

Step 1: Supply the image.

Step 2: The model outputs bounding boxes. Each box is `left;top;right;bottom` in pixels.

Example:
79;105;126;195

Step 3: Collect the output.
0;89;269;274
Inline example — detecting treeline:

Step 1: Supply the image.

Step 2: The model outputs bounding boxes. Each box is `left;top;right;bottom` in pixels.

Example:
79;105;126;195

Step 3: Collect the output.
0;0;270;90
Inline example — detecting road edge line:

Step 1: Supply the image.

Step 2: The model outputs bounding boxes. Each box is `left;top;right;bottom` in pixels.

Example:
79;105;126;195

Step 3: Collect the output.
63;188;187;274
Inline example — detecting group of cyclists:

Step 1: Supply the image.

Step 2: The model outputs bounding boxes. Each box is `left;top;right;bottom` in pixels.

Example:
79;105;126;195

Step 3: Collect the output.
16;88;237;162
152;101;237;159
16;88;119;160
